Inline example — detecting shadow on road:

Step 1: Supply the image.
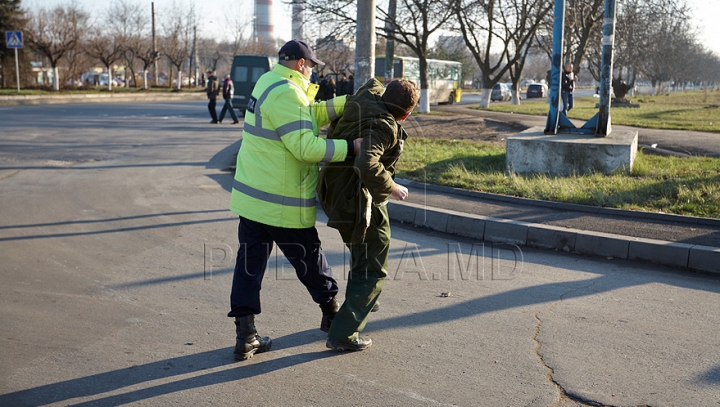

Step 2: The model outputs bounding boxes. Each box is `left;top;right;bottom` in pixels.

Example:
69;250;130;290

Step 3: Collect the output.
0;330;340;406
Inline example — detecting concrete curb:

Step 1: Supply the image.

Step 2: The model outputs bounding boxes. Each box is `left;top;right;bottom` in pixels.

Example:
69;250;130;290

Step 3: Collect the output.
388;200;720;274
0;92;205;107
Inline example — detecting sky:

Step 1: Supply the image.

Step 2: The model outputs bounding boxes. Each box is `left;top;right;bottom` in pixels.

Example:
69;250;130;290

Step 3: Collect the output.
30;0;720;56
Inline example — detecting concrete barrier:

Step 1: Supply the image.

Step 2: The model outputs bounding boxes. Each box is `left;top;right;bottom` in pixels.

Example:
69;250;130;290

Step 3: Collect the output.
388;200;720;275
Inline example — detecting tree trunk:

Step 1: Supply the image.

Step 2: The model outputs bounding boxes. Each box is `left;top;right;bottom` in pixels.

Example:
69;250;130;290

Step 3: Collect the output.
175;64;182;90
418;56;430;113
511;83;521;105
108;66;113;91
479;88;492;108
52;66;60;91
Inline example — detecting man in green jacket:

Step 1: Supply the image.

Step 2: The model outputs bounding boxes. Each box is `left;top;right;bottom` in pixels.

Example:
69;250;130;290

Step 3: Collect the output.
228;40;361;361
318;78;419;351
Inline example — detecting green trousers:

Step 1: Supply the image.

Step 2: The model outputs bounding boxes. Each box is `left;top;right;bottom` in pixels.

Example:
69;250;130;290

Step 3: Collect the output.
328;204;390;342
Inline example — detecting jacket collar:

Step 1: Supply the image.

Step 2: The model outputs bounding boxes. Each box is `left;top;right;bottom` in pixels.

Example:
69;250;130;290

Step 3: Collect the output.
272;63;320;101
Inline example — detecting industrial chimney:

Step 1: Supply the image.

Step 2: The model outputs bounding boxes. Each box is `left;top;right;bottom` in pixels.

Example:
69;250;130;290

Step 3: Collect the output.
254;0;275;43
292;0;304;41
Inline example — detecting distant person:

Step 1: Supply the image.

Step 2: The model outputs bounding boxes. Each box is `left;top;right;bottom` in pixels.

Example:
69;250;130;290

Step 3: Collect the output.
205;70;220;123
326;77;336;100
347;74;354;95
336;74;349;96
218;74;239;124
561;63;578;116
317;75;329;101
318;77;419;351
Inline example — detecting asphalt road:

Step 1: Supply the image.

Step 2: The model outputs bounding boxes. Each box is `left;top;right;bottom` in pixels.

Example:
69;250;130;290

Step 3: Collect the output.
1;101;720;406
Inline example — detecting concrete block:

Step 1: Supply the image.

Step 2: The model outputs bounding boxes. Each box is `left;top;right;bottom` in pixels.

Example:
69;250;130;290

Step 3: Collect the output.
688;245;720;274
575;231;630;259
446;214;485;240
414;207;449;232
628;238;692;268
387;202;417;224
527;225;577;251
506;126;638;176
484;218;529;245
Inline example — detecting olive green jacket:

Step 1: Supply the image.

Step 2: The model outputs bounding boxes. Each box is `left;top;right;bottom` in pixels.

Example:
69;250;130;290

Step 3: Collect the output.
317;78;408;243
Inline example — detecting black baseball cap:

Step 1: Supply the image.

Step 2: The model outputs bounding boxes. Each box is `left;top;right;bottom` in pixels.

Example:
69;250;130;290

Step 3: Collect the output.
279;40;324;66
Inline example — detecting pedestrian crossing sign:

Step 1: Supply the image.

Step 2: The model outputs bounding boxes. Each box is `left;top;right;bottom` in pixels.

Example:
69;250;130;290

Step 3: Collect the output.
5;31;23;49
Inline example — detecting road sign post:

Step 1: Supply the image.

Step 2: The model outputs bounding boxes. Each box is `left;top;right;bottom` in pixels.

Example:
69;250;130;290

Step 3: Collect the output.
6;31;23;92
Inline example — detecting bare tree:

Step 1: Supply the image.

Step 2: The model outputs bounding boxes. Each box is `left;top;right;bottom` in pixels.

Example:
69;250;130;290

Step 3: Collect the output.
303;0;454;112
535;0;604;80
315;35;354;76
25;2;90;90
223;1;253;56
161;6;189;90
452;0;551;107
632;0;693;94
135;36;160;89
377;0;455;112
64;44;93;87
107;0;146;88
197;38;222;74
160;5;195;90
85;26;125;91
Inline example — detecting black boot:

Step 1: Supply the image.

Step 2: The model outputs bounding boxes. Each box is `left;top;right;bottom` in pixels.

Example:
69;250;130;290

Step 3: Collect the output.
234;315;272;361
319;297;339;332
326;336;372;351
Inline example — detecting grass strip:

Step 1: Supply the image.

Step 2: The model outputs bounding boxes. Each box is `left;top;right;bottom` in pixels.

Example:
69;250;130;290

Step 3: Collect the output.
480;90;720;133
398;137;720;218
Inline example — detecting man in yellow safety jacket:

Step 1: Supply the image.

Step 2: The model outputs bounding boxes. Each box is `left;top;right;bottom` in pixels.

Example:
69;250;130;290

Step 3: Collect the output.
227;39;360;361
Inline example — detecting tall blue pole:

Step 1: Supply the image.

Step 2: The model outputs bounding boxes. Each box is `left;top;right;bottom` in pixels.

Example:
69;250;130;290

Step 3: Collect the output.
544;0;565;135
595;0;616;136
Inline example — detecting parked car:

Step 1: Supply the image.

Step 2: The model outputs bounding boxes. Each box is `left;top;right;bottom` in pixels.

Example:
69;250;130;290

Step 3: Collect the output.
526;83;548;98
491;82;511;101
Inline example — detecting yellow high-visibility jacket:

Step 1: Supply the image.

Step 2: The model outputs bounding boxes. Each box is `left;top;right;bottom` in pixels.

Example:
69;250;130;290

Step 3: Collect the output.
230;63;349;228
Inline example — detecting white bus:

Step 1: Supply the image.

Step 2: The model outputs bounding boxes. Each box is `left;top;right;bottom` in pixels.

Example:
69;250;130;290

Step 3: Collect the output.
375;56;462;104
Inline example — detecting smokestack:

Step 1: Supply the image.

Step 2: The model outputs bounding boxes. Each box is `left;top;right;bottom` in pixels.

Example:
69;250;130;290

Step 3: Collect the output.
292;0;304;40
254;0;275;43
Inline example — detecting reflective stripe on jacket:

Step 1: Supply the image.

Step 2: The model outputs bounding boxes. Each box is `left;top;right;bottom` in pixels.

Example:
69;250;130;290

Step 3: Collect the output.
230;63;349;228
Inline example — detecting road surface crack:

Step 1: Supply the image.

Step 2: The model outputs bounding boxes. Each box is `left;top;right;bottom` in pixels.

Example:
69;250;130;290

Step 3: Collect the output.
532;283;622;407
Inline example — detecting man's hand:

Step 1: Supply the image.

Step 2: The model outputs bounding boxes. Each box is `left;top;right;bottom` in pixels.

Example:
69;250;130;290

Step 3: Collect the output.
353;138;363;155
391;184;409;201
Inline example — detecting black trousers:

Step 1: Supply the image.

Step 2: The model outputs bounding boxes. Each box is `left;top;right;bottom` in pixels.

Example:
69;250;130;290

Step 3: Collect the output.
219;98;238;122
228;216;339;318
208;99;218;122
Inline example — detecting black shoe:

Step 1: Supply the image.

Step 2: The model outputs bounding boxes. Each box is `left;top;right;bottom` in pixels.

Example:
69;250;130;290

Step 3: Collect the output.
234;315;272;361
210;120;218;124
232;121;239;124
319;297;339;333
326;337;372;351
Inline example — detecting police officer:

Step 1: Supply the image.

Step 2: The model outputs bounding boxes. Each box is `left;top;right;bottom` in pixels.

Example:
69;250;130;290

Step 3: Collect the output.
228;40;361;361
